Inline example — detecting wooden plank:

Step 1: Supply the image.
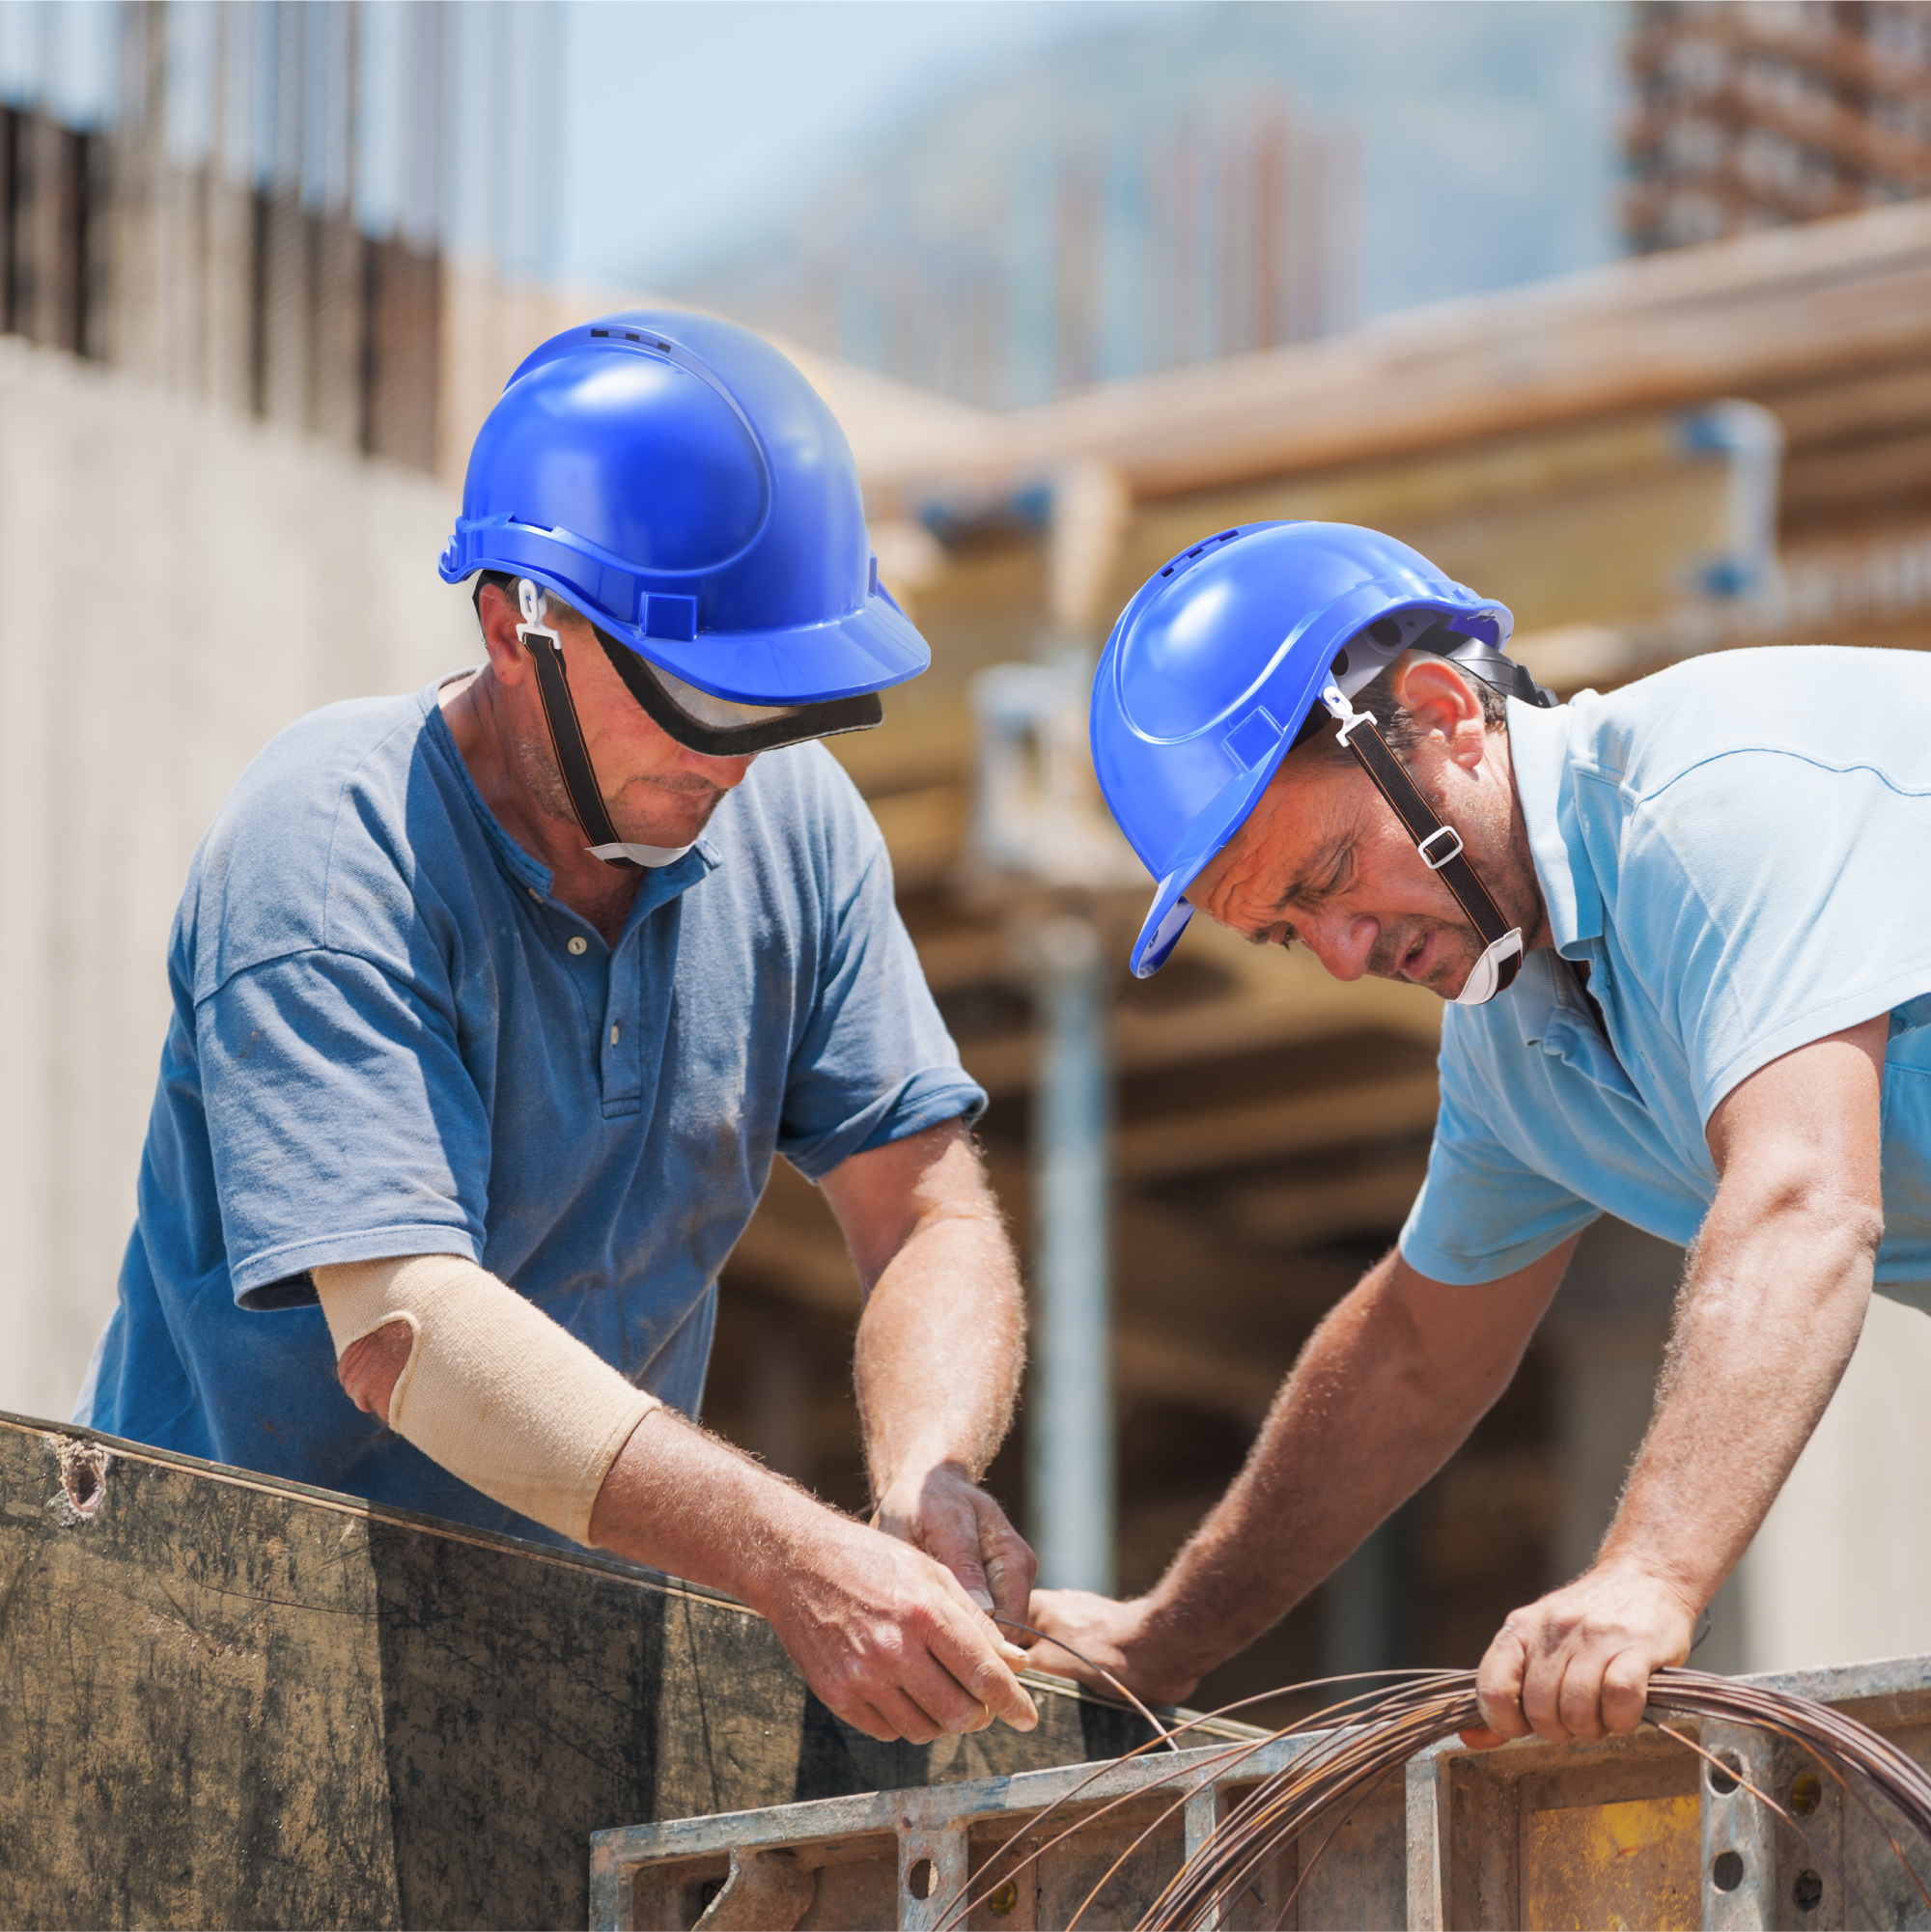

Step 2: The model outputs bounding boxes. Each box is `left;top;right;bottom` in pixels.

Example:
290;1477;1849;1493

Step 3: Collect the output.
0;1414;1167;1931
868;202;1931;505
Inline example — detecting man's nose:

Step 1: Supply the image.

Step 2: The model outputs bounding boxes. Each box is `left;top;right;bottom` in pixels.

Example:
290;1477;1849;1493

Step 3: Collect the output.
683;749;757;789
1300;908;1377;983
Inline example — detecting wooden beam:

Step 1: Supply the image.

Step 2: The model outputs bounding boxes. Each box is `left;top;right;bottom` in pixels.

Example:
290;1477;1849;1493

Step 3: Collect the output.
1763;362;1931;447
867;201;1931;507
1113;1070;1441;1183
1223;1159;1433;1250
1784;426;1931;513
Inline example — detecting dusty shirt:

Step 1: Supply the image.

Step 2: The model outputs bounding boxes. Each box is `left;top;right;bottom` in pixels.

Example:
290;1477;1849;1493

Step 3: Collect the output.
78;675;983;1544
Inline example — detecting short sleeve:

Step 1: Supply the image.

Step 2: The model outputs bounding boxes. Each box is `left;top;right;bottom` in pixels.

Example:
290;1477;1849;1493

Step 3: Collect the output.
1627;750;1931;1122
775;846;987;1181
1399;1061;1602;1285
201;950;489;1306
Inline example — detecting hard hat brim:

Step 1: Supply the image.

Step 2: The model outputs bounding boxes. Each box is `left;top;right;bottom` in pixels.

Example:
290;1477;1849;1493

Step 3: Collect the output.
1128;736;1298;978
609;586;931;707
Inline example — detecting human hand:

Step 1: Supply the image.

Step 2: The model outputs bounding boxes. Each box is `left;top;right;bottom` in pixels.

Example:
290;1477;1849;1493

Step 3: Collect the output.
1467;1560;1699;1748
1020;1588;1200;1709
872;1461;1037;1632
758;1510;1040;1747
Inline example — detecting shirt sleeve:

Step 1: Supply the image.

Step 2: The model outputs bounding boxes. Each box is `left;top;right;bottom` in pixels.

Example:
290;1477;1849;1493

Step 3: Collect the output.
1399;1050;1602;1285
775;842;987;1182
200;949;489;1307
1626;750;1931;1122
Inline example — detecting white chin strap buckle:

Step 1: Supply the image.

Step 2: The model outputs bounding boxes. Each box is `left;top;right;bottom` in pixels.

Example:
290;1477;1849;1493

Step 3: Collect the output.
1455;928;1524;1006
517;577;558;646
586;841;694;869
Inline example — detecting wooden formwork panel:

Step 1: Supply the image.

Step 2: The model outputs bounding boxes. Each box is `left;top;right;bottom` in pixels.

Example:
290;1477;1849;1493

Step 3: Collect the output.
0;1413;1168;1931
596;1659;1931;1931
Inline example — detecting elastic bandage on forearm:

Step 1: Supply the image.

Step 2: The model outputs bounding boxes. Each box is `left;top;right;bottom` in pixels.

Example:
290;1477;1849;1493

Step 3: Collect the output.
313;1253;659;1546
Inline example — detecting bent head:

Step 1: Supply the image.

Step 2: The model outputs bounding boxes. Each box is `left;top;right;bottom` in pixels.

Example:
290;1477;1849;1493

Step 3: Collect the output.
474;580;755;850
1187;654;1546;998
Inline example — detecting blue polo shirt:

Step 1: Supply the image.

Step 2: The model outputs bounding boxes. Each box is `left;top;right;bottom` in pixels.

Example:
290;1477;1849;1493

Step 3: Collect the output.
77;675;985;1545
1401;646;1931;1311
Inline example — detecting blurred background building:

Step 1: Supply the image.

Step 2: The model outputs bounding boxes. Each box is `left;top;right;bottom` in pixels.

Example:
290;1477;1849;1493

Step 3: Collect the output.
5;0;1931;1727
1626;0;1931;250
671;67;1354;407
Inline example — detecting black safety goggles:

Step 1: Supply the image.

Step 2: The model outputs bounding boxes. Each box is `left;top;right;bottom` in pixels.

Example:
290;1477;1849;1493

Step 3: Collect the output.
474;572;882;755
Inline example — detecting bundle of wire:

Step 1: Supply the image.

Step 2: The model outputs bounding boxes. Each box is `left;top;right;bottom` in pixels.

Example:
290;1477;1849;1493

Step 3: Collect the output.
941;1664;1931;1932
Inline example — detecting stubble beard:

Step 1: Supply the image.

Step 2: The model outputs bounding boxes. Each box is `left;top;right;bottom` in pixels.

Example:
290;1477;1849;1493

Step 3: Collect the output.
513;717;731;846
1369;817;1543;1001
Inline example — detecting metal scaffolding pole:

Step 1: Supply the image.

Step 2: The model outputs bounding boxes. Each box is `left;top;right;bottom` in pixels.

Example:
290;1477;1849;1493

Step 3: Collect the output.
1029;911;1114;1593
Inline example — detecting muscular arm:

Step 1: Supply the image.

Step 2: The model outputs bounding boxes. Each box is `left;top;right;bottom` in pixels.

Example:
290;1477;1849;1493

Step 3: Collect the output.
1475;1017;1887;1745
1026;1240;1572;1704
822;1119;1038;1628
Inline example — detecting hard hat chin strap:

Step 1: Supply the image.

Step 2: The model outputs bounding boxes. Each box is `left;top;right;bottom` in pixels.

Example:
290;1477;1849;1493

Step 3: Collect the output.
1321;684;1524;1006
516;580;690;872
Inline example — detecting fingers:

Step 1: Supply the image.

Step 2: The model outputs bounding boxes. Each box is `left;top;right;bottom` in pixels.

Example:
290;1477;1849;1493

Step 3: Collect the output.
1474;1622;1532;1743
1600;1646;1653;1736
973;1495;1039;1632
1481;1568;1691;1745
925;1600;1039;1732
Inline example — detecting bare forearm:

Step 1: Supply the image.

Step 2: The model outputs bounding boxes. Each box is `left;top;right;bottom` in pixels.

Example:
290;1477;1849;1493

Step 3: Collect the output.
588;1405;830;1608
854;1207;1023;1496
1598;1190;1877;1607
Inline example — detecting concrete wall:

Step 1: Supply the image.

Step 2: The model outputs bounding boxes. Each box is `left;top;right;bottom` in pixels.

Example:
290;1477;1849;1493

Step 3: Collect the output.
0;338;472;1423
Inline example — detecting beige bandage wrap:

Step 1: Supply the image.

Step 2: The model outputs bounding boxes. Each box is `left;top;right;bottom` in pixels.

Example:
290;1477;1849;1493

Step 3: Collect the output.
313;1254;660;1546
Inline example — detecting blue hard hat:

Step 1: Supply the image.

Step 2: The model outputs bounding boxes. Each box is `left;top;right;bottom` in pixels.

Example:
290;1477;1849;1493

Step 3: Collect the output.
1090;521;1514;977
439;309;928;706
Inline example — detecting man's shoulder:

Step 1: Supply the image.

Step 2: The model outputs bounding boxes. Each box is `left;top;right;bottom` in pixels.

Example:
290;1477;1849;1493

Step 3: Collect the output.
1568;646;1931;802
181;682;474;995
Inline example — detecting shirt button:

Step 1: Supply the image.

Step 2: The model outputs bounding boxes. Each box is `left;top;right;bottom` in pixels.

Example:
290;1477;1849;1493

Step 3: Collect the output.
609;1023;620;1045
567;937;588;956
528;886;541;901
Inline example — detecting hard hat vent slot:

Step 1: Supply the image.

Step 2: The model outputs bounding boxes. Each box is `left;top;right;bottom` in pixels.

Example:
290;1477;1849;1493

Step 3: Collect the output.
590;327;609;337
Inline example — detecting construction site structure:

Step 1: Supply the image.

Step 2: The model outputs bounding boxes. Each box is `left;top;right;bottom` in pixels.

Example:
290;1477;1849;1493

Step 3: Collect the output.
0;1411;1187;1931
8;2;1931;1753
1625;0;1931;252
597;1653;1931;1931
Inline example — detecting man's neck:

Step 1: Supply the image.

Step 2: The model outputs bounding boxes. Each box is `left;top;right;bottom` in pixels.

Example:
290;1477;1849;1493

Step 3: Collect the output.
439;668;644;945
1493;728;1553;956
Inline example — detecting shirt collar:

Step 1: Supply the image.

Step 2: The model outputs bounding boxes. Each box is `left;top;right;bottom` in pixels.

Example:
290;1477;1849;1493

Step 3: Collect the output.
419;677;720;907
1504;694;1604;953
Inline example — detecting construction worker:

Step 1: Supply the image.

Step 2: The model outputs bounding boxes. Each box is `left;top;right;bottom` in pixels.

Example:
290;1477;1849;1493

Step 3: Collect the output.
76;313;1038;1748
1024;519;1931;1749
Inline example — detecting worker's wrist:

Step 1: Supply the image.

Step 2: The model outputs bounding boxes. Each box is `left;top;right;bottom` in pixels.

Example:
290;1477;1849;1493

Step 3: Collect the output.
870;1450;983;1509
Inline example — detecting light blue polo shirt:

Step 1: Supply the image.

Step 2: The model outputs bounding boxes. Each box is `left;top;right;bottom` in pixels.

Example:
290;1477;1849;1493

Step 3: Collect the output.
77;675;985;1546
1401;646;1931;1310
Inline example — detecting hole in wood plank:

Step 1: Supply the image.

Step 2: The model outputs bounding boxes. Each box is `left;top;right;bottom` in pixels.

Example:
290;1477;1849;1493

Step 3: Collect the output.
908;1858;935;1900
1790;1772;1822;1815
1793;1868;1824;1912
1712;1850;1746;1892
988;1878;1019;1917
1708;1751;1742;1796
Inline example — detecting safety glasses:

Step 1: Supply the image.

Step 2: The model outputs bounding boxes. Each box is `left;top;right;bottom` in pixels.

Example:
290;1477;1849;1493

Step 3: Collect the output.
591;628;882;755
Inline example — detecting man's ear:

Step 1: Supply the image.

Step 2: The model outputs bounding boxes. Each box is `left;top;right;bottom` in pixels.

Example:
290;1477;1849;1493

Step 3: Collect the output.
1391;656;1488;769
474;582;533;687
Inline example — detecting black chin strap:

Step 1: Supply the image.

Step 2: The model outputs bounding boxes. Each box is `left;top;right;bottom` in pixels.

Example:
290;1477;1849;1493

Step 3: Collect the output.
520;606;645;872
1323;686;1525;1001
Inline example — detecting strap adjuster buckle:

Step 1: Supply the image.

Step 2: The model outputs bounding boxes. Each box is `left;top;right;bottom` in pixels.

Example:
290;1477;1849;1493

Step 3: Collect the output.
1417;825;1464;871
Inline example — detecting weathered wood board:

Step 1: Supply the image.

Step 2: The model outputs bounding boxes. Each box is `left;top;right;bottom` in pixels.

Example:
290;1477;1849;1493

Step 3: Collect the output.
0;1413;1160;1931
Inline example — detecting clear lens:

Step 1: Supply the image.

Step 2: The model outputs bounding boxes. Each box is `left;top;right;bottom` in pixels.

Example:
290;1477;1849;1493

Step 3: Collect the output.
654;666;799;730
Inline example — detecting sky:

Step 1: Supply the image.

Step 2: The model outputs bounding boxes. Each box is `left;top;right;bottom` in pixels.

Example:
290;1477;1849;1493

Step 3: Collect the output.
557;2;1176;292
558;0;1629;322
